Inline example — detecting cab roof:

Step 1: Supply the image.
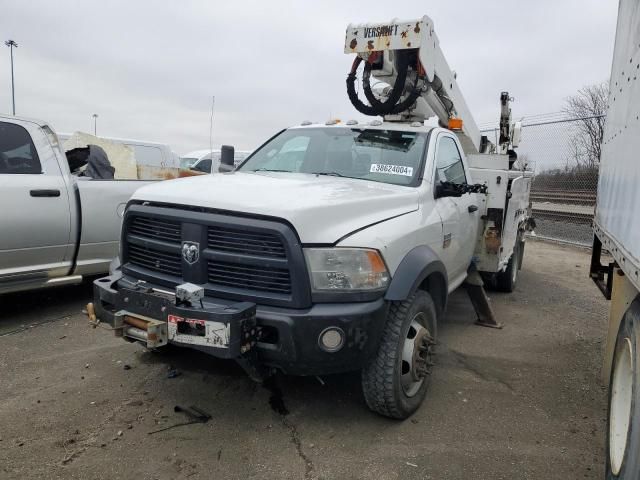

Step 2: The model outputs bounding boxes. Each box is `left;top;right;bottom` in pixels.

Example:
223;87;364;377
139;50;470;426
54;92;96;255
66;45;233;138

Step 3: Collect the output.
0;113;48;127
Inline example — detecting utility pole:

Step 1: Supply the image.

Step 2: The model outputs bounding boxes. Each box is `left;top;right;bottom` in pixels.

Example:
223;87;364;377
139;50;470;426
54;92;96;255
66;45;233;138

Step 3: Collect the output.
92;113;98;136
4;40;18;115
209;96;215;157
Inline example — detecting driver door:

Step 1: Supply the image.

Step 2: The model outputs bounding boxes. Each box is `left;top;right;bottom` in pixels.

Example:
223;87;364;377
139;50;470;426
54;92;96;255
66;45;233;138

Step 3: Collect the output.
0;121;72;280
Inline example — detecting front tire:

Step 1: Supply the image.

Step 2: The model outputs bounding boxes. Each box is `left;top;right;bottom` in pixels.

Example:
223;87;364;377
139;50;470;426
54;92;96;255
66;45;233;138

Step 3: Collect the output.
361;291;437;419
606;298;640;479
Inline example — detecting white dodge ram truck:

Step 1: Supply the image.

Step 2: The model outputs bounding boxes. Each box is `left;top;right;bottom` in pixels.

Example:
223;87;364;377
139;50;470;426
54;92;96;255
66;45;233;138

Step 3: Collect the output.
94;120;531;418
94;16;532;418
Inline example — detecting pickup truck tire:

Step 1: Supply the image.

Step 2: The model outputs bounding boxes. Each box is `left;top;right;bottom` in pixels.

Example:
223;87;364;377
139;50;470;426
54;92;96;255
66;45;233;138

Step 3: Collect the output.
361;290;437;419
606;299;640;479
495;240;520;293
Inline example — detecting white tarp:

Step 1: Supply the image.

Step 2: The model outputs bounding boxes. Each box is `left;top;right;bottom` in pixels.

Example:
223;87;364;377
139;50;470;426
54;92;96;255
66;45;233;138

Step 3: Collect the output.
63;131;138;179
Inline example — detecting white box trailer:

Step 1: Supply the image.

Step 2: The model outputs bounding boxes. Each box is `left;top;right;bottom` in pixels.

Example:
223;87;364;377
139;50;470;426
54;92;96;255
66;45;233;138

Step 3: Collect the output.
589;0;640;477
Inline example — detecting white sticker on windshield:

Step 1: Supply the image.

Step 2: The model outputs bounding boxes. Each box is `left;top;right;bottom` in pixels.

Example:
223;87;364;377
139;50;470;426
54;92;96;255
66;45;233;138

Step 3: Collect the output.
370;164;414;176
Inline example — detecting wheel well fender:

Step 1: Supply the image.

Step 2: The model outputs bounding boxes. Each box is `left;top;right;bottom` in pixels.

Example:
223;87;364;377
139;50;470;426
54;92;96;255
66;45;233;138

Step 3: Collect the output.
385;245;448;317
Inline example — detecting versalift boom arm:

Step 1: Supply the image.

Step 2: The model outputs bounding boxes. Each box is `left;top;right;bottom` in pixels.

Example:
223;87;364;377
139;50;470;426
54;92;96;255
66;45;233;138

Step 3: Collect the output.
344;16;519;155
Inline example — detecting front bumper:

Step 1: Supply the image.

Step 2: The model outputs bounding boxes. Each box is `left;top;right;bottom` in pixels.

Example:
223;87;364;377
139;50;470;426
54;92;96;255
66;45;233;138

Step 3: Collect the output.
93;274;389;376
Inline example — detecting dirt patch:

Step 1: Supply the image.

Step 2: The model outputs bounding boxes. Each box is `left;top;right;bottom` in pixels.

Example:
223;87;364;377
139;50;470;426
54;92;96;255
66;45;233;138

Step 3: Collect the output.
0;240;607;479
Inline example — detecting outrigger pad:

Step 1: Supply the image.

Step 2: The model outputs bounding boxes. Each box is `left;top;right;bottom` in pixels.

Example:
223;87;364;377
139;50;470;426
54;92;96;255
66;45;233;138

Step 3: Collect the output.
463;267;503;329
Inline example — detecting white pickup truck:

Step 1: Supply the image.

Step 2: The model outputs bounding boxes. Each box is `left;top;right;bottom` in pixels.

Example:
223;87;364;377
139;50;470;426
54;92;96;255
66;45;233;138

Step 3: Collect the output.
0;115;183;295
93;16;532;418
94;121;532;418
181;149;253;173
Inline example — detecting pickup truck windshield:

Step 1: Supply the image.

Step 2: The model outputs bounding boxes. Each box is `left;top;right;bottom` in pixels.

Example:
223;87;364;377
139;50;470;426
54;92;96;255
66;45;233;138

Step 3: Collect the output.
180;157;198;168
239;127;426;186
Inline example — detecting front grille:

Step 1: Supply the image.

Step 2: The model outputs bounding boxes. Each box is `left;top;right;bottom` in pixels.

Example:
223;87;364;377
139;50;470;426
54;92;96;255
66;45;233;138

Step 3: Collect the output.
129;216;181;243
208;226;286;258
208;261;291;294
127;243;182;276
122;205;310;307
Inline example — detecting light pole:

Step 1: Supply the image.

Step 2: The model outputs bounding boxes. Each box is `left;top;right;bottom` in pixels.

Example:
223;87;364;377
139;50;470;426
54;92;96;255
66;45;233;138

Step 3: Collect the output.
92;113;98;136
4;40;18;115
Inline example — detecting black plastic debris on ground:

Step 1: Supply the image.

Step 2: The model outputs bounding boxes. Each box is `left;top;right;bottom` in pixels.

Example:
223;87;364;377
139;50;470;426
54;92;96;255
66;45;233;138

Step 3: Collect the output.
263;374;289;415
148;405;211;435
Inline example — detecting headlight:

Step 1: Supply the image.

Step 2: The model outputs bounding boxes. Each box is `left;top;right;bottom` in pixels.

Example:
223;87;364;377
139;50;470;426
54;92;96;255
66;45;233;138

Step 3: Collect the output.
304;248;389;292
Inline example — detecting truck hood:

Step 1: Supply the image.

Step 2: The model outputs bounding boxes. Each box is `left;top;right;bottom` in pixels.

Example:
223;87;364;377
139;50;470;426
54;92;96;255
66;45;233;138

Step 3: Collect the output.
131;172;420;243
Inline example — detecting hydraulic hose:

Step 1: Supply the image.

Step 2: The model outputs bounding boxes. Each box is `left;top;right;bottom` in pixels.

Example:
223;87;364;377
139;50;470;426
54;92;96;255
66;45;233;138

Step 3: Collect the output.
346;49;423;116
429;75;454;114
388;72;426;114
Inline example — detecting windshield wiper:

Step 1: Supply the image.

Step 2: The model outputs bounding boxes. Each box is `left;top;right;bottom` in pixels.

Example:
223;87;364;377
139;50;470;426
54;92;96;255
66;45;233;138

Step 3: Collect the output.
251;168;292;173
312;171;349;178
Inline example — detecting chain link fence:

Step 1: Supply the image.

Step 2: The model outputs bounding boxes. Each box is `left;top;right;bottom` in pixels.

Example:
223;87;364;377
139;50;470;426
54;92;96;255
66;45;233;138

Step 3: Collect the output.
481;113;604;247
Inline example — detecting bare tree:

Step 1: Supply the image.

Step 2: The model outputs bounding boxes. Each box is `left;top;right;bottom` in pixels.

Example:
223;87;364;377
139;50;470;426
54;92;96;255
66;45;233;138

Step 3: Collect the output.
563;82;609;169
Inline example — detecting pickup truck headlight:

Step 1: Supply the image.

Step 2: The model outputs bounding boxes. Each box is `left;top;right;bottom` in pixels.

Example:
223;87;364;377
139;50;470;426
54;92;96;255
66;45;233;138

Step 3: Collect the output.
304;248;389;292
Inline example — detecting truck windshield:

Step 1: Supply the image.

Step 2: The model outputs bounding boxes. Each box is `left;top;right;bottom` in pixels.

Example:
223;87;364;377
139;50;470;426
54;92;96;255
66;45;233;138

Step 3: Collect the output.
238;127;426;186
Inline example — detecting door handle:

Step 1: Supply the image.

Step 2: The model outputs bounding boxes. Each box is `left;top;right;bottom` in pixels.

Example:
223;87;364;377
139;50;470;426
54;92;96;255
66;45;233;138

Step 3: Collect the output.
468;205;478;213
30;189;61;197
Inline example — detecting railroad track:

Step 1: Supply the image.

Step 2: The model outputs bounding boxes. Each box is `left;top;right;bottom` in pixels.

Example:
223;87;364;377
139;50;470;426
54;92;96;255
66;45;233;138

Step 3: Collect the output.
530;189;596;206
531;208;594;223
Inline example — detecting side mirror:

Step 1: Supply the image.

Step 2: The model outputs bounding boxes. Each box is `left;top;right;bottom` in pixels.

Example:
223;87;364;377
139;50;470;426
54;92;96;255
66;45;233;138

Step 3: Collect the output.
218;145;235;173
435;182;464;198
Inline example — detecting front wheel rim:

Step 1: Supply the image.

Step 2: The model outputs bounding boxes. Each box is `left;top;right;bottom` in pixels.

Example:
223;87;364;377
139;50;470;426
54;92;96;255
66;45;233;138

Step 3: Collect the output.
400;312;435;397
610;337;633;476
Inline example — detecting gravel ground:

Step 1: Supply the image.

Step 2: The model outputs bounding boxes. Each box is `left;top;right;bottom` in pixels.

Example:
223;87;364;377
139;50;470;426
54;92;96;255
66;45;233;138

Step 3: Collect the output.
0;240;608;480
532;217;594;247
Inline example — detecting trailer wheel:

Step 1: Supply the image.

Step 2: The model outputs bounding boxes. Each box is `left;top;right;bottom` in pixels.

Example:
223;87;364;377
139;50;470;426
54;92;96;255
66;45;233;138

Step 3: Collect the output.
495;240;520;292
361;291;437;419
606;299;640;479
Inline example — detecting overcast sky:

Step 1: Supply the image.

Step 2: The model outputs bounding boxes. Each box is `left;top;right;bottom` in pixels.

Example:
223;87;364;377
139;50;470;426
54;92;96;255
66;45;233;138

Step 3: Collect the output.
1;1;618;154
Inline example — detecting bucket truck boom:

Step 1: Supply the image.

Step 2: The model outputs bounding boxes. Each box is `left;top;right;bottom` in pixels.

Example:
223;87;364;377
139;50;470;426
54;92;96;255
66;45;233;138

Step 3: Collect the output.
344;16;520;156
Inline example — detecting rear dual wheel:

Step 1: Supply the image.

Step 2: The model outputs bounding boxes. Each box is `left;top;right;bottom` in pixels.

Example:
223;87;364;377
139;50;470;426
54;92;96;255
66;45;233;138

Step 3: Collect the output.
495;235;525;293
